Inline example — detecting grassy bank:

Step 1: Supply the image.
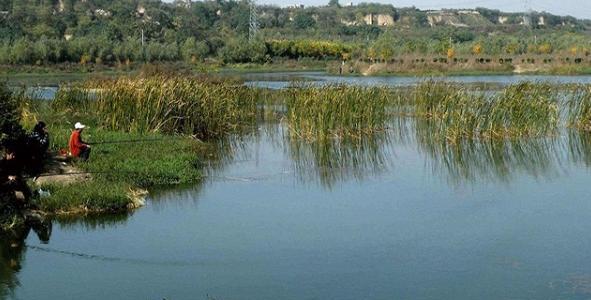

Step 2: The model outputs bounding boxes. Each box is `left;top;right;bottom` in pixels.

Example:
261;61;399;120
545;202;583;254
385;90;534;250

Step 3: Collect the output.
36;129;204;213
19;107;206;213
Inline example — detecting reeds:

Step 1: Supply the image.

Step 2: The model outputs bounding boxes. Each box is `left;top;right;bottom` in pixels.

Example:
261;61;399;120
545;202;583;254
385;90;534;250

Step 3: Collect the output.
408;81;559;139
55;76;259;139
566;84;591;131
285;84;389;140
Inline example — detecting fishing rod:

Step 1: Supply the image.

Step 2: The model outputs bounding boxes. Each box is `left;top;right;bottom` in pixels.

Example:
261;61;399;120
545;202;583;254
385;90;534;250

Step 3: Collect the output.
86;137;184;145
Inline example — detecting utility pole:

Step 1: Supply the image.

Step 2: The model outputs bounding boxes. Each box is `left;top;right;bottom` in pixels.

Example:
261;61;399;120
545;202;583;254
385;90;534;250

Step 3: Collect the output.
522;0;532;27
249;0;259;42
141;28;146;62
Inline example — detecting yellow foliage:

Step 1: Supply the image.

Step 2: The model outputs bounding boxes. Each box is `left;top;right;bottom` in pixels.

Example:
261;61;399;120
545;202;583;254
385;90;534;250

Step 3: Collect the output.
367;48;376;59
472;43;482;55
80;54;91;65
570;46;578;56
538;43;553;54
447;48;455;60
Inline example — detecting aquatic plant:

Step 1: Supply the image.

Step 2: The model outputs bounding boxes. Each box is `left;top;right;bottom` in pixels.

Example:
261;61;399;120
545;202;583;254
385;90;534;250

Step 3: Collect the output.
285;84;389;140
56;76;259;139
408;81;559;139
566;84;591;131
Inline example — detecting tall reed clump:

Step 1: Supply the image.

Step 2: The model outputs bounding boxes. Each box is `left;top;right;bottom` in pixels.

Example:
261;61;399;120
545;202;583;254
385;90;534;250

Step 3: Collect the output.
61;76;259;139
566;84;591;131
285;84;388;140
410;81;559;139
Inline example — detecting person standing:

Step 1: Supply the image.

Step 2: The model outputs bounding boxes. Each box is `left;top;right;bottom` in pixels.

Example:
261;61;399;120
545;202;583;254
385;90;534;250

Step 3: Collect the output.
68;122;91;161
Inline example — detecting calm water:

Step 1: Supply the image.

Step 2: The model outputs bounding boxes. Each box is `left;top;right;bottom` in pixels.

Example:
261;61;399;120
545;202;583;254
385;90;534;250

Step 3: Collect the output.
6;75;591;299
244;72;591;89
25;72;591;99
4;119;591;300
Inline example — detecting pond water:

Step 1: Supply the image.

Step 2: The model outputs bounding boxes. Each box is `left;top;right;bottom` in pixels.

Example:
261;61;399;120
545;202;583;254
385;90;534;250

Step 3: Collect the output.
244;72;591;89
6;75;591;299
5;117;591;300
23;72;591;100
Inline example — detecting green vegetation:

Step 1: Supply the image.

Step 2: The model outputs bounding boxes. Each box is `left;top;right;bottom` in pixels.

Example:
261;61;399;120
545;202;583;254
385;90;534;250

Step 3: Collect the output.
38;131;203;213
53;76;259;139
403;81;559;139
12;73;591;214
567;84;591;130
285;84;388;140
0;83;25;227
21;99;206;213
1;0;591;75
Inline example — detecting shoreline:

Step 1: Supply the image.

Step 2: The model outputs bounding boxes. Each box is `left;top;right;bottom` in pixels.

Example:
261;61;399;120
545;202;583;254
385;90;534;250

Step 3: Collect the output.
4;61;591;84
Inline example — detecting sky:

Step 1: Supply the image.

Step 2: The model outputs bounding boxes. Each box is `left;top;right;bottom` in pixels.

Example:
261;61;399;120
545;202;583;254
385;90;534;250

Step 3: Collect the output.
163;0;591;19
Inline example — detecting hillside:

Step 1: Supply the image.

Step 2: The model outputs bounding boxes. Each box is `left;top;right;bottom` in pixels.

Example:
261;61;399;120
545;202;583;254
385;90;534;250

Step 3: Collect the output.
0;0;590;67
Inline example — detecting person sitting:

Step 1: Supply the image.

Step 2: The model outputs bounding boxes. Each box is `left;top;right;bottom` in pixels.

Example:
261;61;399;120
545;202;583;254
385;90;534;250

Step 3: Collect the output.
27;121;50;175
68;122;91;161
29;121;49;156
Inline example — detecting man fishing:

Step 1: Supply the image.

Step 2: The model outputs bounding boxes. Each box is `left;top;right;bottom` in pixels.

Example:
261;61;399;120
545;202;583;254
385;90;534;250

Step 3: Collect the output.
68;122;91;161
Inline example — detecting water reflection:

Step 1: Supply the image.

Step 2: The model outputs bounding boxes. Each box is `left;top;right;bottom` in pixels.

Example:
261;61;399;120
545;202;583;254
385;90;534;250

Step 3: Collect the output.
419;135;563;185
0;220;51;298
54;212;133;231
285;132;391;189
278;117;591;187
567;130;591;167
406;118;568;186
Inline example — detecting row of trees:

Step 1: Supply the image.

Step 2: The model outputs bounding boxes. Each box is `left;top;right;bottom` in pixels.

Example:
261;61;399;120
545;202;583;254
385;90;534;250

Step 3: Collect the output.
1;32;590;65
0;0;590;65
366;30;591;60
0;36;352;65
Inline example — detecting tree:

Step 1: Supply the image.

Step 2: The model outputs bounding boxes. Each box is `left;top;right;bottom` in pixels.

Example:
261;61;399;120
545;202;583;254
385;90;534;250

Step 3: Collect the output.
328;0;340;8
292;12;316;29
181;37;210;62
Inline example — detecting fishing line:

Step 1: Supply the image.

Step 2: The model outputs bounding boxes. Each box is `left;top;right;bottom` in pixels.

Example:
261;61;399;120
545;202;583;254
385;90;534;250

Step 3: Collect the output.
88;137;192;145
31;170;293;183
26;245;207;267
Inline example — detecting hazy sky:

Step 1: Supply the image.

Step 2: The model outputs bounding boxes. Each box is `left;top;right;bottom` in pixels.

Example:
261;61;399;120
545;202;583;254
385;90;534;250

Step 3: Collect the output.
163;0;591;19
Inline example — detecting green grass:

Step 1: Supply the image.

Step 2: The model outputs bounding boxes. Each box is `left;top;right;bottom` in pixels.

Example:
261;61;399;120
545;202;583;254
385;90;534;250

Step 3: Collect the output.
35;129;204;213
21;99;206;214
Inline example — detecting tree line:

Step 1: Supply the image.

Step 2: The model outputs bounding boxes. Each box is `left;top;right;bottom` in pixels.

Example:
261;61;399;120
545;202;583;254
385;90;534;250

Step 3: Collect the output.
0;0;590;65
